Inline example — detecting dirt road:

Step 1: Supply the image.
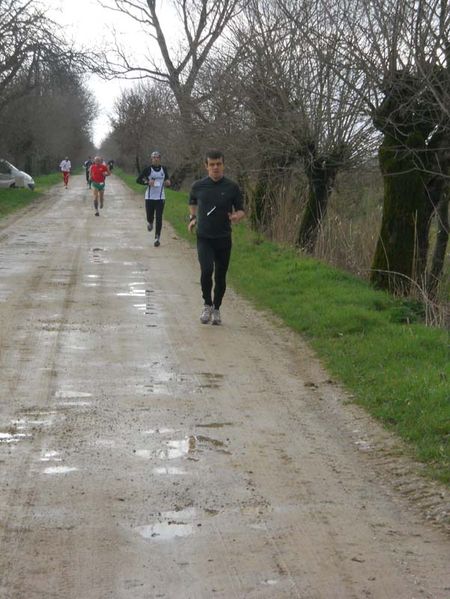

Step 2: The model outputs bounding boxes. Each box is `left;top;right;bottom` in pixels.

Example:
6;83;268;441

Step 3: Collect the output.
0;175;448;599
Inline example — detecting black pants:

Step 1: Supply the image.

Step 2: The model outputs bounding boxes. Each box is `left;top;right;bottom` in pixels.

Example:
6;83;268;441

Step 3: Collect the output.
197;236;232;309
145;200;165;237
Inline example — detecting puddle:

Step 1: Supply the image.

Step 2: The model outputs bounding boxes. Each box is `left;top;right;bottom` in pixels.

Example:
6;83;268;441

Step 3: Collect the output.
59;401;92;407
136;522;193;541
159;437;196;460
90;248;107;264
136;507;196;541
94;439;116;448
196;422;234;429
196;435;231;455
0;431;31;443
135;449;152;459
12;413;57;429
116;284;147;298
55;390;92;399
157;435;230;459
43;466;78;475
40;451;62;462
198;372;224;389
196;435;225;448
153;467;187;475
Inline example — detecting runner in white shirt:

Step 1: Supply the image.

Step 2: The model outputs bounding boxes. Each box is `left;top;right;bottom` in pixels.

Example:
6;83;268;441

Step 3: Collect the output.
136;151;171;247
59;157;71;189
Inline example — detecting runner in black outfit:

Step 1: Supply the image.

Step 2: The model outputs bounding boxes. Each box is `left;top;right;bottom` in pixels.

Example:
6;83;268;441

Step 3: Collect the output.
136;151;171;247
188;149;245;325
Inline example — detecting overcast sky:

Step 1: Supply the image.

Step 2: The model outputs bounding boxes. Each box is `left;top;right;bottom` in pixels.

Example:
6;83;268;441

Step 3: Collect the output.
42;0;176;147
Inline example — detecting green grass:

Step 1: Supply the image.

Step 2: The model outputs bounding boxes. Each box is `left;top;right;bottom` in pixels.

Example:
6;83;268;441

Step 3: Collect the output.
150;182;449;485
0;172;62;219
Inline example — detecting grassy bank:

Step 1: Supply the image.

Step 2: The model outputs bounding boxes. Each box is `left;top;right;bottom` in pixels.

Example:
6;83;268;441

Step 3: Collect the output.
119;170;449;484
0;172;62;219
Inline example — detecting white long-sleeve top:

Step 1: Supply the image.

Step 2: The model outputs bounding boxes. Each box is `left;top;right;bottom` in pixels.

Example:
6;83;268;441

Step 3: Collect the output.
60;160;71;172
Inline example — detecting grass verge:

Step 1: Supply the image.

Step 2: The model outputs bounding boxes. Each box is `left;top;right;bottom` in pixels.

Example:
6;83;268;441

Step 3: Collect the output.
0;173;62;219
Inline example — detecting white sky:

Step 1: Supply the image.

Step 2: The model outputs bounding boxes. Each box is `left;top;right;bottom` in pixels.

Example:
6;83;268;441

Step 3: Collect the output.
42;0;177;147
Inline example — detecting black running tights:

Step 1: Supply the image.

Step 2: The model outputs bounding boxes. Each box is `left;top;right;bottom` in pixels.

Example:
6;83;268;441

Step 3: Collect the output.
145;200;165;236
196;236;232;309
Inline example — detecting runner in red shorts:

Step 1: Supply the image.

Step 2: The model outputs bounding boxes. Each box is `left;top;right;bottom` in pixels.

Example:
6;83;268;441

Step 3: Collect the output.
89;156;110;216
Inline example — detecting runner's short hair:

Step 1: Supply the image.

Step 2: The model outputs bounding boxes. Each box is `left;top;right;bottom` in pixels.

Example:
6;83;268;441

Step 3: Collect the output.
205;149;224;163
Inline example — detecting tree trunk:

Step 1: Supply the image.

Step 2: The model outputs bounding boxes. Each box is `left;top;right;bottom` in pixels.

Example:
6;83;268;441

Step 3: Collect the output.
426;193;450;298
251;166;272;230
371;133;429;294
297;161;336;253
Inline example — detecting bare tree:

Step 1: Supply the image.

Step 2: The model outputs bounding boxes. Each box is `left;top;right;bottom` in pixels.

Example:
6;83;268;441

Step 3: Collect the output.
1;64;96;173
102;0;246;186
292;0;450;294
232;0;376;245
0;0;97;115
110;83;178;173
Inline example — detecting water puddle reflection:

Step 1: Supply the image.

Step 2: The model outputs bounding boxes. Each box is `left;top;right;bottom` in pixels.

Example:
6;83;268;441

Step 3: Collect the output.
59;401;92;408
90;248;107;264
153;467;187;475
55;390;92;399
0;431;31;443
136;508;196;541
43;466;78;475
155;434;231;460
143;428;177;435
137;522;193;541
158;437;196;460
117;284;155;315
198;372;224;389
196;422;234;429
40;451;62;462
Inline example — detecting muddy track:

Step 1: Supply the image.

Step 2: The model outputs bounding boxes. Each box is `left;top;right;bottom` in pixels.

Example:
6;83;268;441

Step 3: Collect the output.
0;175;448;599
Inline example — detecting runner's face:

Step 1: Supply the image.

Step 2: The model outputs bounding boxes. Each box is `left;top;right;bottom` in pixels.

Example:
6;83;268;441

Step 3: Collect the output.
151;156;161;165
206;158;224;181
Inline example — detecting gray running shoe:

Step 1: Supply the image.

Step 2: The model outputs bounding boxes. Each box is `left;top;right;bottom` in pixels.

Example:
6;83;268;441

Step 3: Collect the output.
211;308;221;325
147;222;153;232
200;305;212;324
95;211;100;216
154;237;160;247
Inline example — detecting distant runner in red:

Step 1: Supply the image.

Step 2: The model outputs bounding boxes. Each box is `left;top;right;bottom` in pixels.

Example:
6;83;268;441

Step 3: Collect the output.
89;156;110;216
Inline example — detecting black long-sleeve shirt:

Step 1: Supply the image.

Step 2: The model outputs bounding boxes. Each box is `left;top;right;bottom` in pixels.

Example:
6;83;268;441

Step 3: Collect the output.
189;176;243;238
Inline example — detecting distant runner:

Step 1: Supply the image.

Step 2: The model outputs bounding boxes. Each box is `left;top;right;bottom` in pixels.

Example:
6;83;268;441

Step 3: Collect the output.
136;151;171;247
188;149;245;325
84;156;93;188
59;157;71;189
89;156;110;216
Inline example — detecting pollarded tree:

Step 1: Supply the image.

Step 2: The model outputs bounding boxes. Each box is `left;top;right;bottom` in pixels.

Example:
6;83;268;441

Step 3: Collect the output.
233;0;376;244
298;0;450;294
